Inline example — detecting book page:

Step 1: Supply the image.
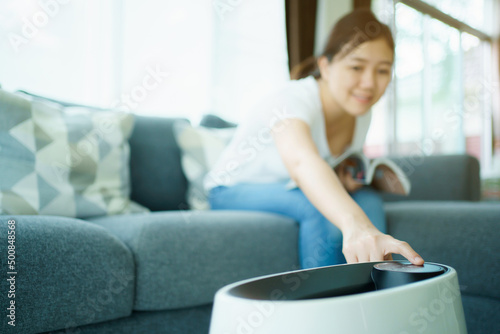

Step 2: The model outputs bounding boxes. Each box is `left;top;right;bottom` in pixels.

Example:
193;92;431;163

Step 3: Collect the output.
346;156;367;182
330;150;368;169
371;165;408;195
334;156;368;184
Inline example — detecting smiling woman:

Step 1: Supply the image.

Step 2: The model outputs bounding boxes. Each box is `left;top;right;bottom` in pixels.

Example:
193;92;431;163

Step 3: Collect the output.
316;38;393;118
206;9;424;270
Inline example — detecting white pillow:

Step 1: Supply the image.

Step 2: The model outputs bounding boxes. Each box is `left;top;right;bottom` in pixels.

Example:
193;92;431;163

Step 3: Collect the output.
174;122;235;210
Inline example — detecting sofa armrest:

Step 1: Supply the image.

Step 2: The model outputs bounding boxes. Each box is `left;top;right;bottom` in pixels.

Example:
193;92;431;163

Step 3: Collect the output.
385;201;499;300
0;215;135;333
385;201;500;333
381;154;480;202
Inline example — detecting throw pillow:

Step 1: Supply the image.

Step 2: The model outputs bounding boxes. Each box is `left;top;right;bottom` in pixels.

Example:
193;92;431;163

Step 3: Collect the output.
0;89;148;218
173;121;235;210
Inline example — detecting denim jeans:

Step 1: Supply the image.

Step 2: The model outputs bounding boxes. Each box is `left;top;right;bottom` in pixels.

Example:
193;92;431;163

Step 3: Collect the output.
208;183;386;269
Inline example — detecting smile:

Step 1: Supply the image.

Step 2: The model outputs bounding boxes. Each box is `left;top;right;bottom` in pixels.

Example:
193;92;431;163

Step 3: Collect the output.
352;94;372;104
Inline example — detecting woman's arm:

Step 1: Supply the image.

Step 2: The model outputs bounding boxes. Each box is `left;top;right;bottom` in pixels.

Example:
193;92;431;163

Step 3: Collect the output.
272;118;424;265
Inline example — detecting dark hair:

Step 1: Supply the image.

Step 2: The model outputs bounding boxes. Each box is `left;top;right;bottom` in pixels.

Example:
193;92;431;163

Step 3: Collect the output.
290;9;394;80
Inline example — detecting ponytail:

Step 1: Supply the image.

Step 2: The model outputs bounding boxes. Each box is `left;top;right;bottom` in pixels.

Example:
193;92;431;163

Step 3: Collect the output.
290;56;320;80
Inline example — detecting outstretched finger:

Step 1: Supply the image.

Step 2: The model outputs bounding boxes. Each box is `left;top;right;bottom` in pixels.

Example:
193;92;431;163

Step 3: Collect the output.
387;240;424;265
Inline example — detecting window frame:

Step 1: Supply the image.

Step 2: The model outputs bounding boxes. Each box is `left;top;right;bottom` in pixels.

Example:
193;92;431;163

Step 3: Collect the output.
378;0;496;175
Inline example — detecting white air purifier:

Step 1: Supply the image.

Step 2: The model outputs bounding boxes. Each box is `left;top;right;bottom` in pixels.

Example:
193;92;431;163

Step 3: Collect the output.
209;261;467;334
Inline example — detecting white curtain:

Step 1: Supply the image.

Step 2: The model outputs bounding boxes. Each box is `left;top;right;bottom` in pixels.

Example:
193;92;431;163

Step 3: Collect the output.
0;0;289;122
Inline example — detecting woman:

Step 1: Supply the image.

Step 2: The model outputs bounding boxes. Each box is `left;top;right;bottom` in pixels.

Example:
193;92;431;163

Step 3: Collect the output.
205;9;424;269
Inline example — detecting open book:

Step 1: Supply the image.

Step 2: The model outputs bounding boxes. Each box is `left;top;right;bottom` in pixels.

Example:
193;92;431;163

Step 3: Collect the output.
331;151;411;195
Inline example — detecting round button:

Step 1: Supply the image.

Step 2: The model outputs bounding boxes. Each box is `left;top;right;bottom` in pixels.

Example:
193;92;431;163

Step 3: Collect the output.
373;262;445;274
371;262;446;290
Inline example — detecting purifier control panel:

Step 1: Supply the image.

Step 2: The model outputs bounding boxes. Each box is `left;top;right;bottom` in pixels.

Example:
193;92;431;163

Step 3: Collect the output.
371;262;447;290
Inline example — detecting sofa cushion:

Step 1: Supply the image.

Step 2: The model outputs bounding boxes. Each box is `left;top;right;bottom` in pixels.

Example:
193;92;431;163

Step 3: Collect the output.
381;155;481;202
128;116;189;211
461;294;500;334
0;215;135;334
0;89;147;218
173;121;235;210
89;210;299;311
385;201;500;301
45;305;213;334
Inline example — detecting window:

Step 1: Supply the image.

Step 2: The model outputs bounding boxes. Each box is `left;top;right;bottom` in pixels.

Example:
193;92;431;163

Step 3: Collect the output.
0;1;122;106
368;0;498;175
0;0;289;123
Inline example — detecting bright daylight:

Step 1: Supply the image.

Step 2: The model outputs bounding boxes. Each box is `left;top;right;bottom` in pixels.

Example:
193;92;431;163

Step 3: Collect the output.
0;1;499;333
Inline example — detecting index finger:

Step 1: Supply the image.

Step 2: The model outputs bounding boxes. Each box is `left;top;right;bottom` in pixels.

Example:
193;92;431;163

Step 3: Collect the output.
387;240;424;266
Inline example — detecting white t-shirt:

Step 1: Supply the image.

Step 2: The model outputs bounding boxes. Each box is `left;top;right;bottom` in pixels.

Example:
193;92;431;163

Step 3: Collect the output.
204;76;372;191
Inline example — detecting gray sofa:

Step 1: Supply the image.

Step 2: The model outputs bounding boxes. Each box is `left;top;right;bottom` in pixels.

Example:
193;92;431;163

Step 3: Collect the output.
0;115;499;334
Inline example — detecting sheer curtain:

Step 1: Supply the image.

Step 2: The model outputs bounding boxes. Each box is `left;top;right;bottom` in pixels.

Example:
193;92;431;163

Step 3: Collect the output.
210;0;289;123
0;1;120;105
0;0;289;122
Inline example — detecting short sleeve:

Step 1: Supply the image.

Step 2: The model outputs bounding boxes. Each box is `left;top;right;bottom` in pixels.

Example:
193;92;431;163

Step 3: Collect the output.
244;77;320;130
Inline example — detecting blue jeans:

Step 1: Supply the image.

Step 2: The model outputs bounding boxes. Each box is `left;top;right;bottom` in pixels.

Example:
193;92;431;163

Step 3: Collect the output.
208;183;386;269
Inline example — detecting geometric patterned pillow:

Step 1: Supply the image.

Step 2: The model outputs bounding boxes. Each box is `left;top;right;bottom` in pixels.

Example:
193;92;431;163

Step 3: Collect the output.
173;121;235;210
0;89;148;218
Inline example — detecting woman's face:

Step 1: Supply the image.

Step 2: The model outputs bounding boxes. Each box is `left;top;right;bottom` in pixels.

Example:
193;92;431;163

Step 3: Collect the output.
319;38;394;116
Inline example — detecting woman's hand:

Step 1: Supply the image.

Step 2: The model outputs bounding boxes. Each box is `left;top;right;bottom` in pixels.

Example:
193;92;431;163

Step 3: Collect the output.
271;119;423;265
335;162;364;193
341;221;424;265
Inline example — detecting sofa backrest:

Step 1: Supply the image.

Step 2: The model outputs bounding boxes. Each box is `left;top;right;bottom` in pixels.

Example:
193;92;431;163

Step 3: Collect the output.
381;154;481;202
10;91;189;212
129;115;481;208
129;115;188;211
